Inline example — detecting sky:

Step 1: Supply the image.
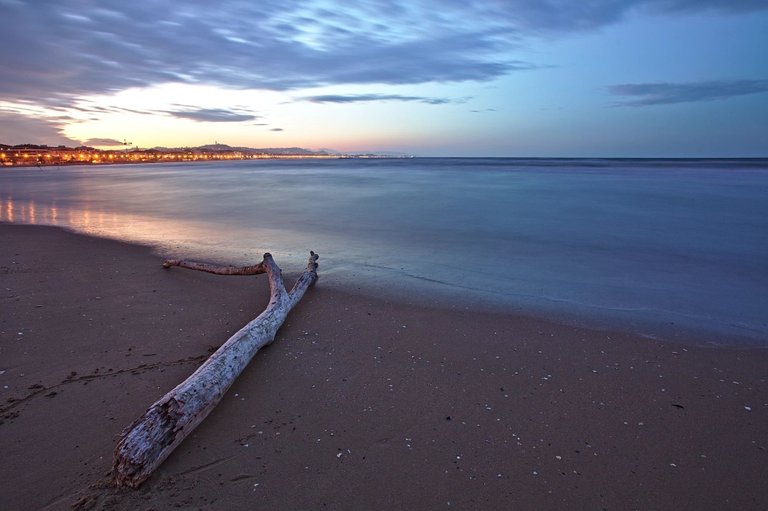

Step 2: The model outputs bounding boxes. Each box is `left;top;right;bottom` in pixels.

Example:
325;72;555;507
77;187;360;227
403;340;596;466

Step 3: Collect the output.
1;0;767;157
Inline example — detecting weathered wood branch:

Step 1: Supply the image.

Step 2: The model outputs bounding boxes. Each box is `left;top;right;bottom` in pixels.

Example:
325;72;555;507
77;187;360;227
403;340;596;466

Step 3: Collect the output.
112;251;319;488
162;259;266;275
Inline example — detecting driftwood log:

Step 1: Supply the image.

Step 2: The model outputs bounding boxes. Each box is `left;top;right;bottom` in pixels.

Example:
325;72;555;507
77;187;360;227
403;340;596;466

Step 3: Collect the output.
112;251;319;488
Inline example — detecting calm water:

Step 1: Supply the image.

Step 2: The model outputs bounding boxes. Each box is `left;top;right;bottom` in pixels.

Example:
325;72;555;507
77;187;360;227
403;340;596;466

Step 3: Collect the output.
2;158;767;345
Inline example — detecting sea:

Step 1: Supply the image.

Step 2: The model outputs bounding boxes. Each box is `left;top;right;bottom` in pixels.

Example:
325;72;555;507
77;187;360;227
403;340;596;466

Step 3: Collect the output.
2;158;767;345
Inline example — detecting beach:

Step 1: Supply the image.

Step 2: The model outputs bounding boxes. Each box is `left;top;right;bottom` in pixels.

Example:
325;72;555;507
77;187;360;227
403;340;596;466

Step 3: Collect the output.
1;222;766;510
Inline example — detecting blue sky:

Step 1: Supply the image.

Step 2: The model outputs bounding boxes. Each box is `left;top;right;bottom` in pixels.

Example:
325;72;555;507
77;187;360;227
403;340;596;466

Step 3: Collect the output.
1;0;766;156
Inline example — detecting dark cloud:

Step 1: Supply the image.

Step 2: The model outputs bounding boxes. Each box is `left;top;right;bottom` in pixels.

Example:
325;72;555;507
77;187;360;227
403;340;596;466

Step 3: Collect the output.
166;108;259;122
70;104;157;116
301;94;455;105
472;0;768;32
0;111;79;146
270;128;284;132
653;0;768;15
0;0;765;108
82;138;127;146
0;1;524;104
607;79;768;106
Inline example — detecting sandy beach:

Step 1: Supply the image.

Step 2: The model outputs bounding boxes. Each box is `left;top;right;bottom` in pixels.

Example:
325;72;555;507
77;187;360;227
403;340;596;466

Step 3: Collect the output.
1;222;766;510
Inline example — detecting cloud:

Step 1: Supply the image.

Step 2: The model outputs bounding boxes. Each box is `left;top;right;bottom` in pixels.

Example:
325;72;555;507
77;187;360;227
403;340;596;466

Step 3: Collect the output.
70;104;157;116
467;1;768;33
5;0;762;108
82;138;127;146
0;111;79;146
0;0;766;116
0;1;522;105
300;94;457;105
166;108;259;122
270;128;284;132
607;79;768;106
652;0;768;15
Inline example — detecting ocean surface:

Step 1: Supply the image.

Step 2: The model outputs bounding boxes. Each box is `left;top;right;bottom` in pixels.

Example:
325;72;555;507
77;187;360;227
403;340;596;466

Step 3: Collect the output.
2;158;767;345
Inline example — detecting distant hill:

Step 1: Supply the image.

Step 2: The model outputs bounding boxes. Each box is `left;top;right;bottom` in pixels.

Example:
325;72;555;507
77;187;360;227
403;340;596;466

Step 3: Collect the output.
177;144;330;155
250;147;326;155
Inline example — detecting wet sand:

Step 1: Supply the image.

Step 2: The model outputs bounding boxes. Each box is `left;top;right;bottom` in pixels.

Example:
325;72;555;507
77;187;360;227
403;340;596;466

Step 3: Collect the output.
1;223;766;510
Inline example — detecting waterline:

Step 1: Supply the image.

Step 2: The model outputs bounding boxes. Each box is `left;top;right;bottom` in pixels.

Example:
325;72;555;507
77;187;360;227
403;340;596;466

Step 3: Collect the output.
2;158;767;344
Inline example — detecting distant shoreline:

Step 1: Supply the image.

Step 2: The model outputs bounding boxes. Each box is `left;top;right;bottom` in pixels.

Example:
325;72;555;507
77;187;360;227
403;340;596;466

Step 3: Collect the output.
0;151;400;168
3;154;765;170
0;142;417;168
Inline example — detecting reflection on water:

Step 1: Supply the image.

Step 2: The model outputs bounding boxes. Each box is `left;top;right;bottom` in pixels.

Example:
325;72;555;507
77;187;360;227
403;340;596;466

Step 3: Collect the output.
2;159;768;345
0;196;247;261
2;198;60;227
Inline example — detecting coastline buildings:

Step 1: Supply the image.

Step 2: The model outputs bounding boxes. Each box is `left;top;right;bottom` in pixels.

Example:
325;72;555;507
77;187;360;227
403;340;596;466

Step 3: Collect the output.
0;144;380;167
